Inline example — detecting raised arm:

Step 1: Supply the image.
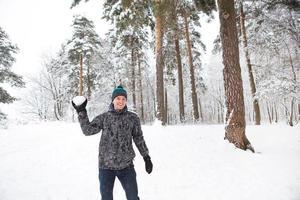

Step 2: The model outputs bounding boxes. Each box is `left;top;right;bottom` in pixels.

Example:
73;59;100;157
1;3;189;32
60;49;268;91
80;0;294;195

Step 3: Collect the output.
72;96;103;136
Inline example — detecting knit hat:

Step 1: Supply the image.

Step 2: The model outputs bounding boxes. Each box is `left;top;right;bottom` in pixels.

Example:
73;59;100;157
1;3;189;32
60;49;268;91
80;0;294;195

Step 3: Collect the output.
112;85;127;101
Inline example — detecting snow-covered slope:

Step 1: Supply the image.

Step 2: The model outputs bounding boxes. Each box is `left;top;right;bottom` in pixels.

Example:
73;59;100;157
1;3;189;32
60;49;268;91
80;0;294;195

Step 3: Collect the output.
0;122;299;200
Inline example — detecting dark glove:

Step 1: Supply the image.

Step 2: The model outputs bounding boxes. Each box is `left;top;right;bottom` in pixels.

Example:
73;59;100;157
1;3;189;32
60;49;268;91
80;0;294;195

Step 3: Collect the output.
72;97;87;113
143;155;153;174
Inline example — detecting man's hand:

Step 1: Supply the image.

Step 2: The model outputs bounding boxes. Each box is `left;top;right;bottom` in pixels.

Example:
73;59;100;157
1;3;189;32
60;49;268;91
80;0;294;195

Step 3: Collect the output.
72;96;87;113
143;155;153;174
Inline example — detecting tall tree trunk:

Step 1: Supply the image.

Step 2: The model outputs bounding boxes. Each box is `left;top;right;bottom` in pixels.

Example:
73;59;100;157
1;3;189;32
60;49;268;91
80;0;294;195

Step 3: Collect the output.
172;2;185;123
183;10;199;121
155;0;165;125
137;51;145;124
79;53;83;96
175;35;185;123
87;62;92;100
131;42;137;111
240;2;261;125
217;0;254;152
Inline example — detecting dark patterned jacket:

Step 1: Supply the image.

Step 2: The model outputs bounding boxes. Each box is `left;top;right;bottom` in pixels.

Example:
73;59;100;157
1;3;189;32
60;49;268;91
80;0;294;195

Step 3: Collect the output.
78;103;149;170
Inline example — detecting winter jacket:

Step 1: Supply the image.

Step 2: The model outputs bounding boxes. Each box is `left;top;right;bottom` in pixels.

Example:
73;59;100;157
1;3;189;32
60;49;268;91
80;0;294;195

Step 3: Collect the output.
77;103;149;170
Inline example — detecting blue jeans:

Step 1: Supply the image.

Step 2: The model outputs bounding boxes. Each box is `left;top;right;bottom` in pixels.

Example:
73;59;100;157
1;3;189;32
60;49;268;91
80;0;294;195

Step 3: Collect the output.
99;165;140;200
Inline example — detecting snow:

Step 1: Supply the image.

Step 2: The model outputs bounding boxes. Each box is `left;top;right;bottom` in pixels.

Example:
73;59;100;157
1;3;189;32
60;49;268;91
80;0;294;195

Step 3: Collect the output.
72;96;87;106
0;122;300;200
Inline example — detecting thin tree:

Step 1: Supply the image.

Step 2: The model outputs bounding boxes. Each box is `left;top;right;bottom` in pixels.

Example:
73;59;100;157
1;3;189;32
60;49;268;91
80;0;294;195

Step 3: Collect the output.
179;0;216;122
137;50;145;123
239;2;261;125
79;53;83;95
182;8;199;121
67;15;101;98
131;38;137;110
170;1;185;122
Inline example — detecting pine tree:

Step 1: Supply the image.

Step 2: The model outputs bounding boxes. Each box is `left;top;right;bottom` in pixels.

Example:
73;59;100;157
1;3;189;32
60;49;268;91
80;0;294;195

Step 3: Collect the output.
162;0;215;123
169;1;186;122
217;0;254;152
66;15;101;99
0;26;25;123
153;0;167;124
103;0;153;118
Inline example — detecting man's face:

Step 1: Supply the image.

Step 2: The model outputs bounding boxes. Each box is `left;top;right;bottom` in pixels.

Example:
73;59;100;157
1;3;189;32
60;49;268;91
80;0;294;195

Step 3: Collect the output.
113;95;127;110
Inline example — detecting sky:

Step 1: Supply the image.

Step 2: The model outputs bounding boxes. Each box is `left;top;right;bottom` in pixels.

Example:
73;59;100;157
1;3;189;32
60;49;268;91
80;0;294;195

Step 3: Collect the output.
0;0;109;76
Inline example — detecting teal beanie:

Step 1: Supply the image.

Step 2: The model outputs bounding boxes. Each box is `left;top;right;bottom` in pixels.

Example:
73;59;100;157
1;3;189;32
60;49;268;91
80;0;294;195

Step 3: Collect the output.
112;85;127;101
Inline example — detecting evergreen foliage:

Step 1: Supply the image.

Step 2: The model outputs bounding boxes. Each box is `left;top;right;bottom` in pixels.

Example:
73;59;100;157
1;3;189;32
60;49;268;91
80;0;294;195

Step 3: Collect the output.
66;15;102;96
0;26;24;123
18;0;299;125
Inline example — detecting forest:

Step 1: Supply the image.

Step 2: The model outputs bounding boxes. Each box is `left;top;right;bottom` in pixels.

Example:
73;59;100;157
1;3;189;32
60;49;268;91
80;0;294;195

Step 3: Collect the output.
1;0;299;149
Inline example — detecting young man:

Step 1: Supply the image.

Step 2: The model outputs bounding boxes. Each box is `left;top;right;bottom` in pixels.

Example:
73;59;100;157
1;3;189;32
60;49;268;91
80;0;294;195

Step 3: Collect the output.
72;85;153;200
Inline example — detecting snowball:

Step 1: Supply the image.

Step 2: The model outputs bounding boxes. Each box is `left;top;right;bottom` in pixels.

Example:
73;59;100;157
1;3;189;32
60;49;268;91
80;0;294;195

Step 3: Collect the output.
72;96;86;106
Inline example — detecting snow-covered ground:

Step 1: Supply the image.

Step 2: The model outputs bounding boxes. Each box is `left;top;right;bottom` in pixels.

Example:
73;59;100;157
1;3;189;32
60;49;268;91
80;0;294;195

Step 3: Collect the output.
0;122;299;200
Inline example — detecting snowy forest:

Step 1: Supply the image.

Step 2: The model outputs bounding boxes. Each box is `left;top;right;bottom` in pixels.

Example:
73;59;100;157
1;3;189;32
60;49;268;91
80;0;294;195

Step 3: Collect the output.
1;1;300;144
1;1;300;199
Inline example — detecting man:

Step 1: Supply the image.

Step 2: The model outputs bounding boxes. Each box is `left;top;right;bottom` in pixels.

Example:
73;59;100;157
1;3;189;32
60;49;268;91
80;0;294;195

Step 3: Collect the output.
72;85;153;200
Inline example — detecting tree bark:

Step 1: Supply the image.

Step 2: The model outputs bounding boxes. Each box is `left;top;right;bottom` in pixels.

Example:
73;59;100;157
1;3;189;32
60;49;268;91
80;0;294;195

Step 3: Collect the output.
79;53;83;96
131;40;137;111
87;61;92;100
239;2;261;125
183;10;199;121
137;51;145;124
217;0;254;152
171;2;185;123
155;0;165;125
175;35;185;123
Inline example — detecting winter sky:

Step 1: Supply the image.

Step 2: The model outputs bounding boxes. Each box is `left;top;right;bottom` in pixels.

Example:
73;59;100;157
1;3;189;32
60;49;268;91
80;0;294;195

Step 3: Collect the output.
0;0;109;76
